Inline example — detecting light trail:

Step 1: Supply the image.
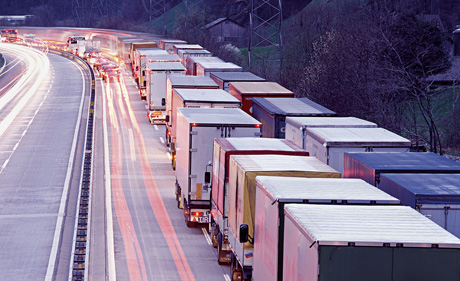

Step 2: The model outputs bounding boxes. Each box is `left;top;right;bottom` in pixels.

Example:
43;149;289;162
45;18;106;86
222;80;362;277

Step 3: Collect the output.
0;44;50;139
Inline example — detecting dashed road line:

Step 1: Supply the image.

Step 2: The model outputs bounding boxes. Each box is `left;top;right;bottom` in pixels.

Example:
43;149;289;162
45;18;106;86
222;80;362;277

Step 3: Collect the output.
159;137;164;144
202;227;212;246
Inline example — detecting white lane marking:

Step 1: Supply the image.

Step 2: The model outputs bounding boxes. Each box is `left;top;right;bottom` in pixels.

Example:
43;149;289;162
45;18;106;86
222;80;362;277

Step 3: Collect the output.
154;125;158;131
13;142;18;151
202;227;212;246
166;152;171;160
102;76;117;281
128;129;136;162
224;274;231;281
46;59;85;281
159;137;164;144
2;159;9;170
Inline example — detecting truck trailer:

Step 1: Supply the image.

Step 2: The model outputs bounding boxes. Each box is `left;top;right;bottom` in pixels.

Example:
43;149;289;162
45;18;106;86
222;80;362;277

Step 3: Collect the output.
145;62;186;124
165;76;219;146
175;108;262;228
228;82;294;115
343;152;460;186
252;176;400;281
186;56;224;76
129;41;158;72
159;39;187;53
172;44;203;54
252;97;337;138
283;204;460;281
196;61;243;77
210;72;265;92
177;49;212;66
209;138;309;265
305;127;411;174
132;49;169;96
285;117;378;150
169;89;241;168
227;154;341;280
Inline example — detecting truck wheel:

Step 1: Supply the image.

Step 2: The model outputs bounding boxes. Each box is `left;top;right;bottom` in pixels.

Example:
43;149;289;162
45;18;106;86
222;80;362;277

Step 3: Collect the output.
231;270;242;281
212;234;218;248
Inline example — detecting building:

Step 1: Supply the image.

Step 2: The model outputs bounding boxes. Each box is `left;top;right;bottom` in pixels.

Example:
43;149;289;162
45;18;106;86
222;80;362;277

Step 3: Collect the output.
204;17;246;47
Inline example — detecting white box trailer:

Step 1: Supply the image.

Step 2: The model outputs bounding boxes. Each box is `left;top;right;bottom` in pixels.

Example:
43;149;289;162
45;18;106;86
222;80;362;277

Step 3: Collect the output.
172;44;203;54
210;138;309;264
129;41;158;73
165;76;219;146
379;173;460;237
117;37;143;65
159;39;187;53
175;108;262;227
177;49;212;65
169;89;241;168
252;176;400;281
210;71;265;92
145;62;186;124
285;117;378;150
305;127;411;174
186;56;224;75
196;61;243;77
227;154;341;280
133;49;170;97
283;204;460;281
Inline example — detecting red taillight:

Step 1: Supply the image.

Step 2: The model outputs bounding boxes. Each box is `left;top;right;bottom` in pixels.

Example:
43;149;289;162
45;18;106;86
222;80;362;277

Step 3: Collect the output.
167;131;171;135
255;124;261;128
192;123;197;127
192;212;203;217
184;209;189;215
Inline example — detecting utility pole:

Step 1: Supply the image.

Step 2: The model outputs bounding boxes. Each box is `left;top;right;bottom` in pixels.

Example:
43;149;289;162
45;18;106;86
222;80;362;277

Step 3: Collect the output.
73;0;107;27
249;0;283;80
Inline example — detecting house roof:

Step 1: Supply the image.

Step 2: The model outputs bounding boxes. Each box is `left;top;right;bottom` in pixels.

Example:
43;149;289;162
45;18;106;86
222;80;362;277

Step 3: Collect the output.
204;17;242;29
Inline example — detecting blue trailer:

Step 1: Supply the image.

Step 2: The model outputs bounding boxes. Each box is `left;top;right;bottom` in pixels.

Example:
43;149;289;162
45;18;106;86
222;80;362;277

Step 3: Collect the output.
252;97;336;138
379;173;460;237
343;152;460;186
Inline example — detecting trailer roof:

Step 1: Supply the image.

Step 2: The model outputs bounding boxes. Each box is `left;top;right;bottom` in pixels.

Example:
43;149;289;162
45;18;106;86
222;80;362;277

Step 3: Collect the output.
189;56;224;64
146;62;186;71
216;138;304;152
210;71;265;82
345;152;460;173
174;89;240;103
159;39;187;43
285;204;460;248
306;127;410;146
173;44;203;49
380;173;460;207
147;54;180;62
229;82;293;95
253;97;336;116
286;117;377;128
197;62;243;71
177;108;261;125
136;48;167;55
230;155;340;176
178;49;211;55
256;176;399;204
168;76;218;87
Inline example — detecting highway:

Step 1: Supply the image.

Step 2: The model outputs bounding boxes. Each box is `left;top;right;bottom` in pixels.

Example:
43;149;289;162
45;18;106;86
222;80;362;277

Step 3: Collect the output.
0;42;232;280
0;43;90;280
89;67;231;280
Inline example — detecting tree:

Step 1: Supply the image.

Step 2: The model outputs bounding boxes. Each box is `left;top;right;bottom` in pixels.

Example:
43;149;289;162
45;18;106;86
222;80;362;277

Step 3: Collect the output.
29;4;56;26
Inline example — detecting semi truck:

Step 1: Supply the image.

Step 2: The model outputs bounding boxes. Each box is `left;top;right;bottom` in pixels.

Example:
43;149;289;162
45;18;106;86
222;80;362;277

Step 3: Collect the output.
227;154;341;280
285;117;378;150
145;62;186;124
196;61;242;77
177;49;212;66
159;39;187;53
209;138;309;265
379;173;460;237
186;56;224;76
165;76;219;146
228;82;294;115
343;152;460;186
210;71;265;92
252;176;400;281
172;44;203;54
175;108;262;227
132;48;168;94
252;97;337;138
129;41;158;74
67;36;85;54
169;89;241;168
283;204;460;281
304;127;411;174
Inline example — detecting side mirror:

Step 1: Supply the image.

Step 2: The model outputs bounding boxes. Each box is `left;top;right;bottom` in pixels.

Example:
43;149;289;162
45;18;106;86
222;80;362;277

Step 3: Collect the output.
161;98;166;106
239;224;249;243
165;115;170;123
204;172;211;184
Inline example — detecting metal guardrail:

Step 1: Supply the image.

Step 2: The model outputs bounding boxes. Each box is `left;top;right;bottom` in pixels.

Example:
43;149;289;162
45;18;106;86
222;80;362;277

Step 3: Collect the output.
48;49;96;281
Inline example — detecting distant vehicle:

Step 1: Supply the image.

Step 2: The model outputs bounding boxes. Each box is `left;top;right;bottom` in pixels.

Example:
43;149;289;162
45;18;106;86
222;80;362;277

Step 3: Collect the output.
1;29;18;42
67;36;85;54
100;64;120;83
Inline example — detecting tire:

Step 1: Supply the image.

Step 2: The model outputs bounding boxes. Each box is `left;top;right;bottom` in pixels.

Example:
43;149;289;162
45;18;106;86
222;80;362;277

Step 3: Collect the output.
232;270;242;281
